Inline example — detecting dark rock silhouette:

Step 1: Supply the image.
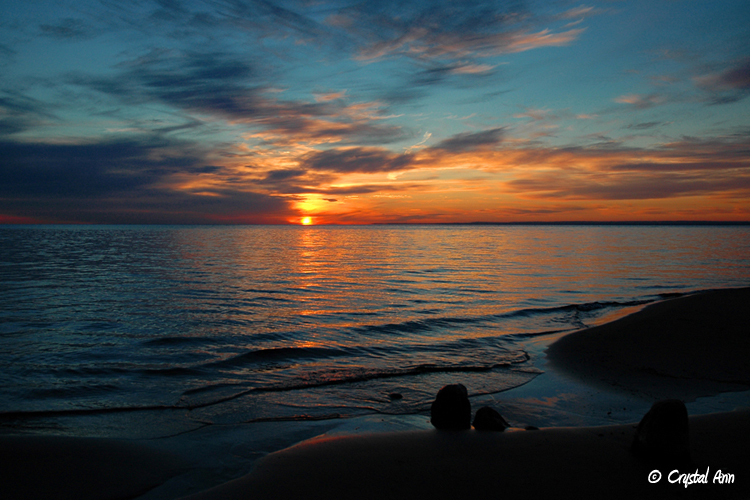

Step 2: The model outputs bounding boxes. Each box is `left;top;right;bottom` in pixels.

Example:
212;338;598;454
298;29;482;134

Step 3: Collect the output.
631;399;691;465
430;384;471;430
472;406;510;431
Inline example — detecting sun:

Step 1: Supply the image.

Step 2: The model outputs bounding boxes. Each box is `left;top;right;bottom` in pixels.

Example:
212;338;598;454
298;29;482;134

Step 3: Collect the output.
300;216;313;225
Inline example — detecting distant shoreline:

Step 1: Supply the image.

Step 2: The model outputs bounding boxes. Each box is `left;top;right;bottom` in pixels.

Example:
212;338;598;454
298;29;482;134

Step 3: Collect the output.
2;220;750;227
372;220;750;226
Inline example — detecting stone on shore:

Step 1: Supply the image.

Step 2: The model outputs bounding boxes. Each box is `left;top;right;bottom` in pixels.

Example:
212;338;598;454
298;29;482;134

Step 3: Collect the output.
430;384;471;430
472;406;510;431
631;399;691;465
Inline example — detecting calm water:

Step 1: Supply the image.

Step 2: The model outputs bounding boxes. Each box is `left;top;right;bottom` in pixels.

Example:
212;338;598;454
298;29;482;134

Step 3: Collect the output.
1;224;748;435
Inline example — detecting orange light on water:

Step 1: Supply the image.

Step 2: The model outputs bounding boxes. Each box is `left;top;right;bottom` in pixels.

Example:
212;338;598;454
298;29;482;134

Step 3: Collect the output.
301;216;313;225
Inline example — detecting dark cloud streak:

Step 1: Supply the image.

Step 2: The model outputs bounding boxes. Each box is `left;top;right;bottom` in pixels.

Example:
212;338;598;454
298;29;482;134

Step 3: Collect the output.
695;57;750;105
330;0;532;61
301;147;415;173
0;137;293;223
0;138;206;198
0;93;58;137
39;18;94;39
74;48;410;145
433;127;505;152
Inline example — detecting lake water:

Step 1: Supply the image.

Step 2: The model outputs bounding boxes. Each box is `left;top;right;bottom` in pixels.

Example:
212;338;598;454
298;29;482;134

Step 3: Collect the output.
1;224;749;438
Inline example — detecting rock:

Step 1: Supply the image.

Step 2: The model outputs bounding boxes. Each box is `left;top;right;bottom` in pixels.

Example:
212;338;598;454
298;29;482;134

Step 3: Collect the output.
430;384;471;430
472;406;510;431
631;399;691;465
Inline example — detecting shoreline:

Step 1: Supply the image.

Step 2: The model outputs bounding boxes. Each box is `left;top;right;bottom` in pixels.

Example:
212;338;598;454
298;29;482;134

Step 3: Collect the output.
3;287;749;499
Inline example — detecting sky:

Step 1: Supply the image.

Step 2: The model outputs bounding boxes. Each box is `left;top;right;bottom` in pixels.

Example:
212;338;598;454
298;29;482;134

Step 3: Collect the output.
1;0;749;224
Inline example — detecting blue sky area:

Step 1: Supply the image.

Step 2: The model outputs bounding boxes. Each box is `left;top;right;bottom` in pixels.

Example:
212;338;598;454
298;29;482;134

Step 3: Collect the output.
2;0;749;223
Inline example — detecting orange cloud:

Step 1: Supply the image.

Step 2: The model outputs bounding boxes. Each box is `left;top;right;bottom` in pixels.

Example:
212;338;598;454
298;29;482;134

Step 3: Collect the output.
181;129;750;224
355;28;585;61
614;93;666;109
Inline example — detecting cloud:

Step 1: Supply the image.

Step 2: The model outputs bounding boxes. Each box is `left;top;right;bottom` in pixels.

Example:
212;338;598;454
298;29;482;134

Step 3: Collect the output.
716;59;750;90
412;61;498;86
211;0;328;40
433;128;505;152
501;28;583;54
513;108;554;120
509;172;750;201
696;58;750;91
108;49;259;116
261;169;308;183
501;134;750;201
76;49;410;146
614;93;665;109
260;131;750;221
558;6;596;20
39;18;94;39
329;0;584;63
626;121;665;130
0;92;55;137
0;137;292;223
450;63;497;74
300;147;416;174
356;26;584;62
694;58;750;104
87;0;329;44
0;137;209;198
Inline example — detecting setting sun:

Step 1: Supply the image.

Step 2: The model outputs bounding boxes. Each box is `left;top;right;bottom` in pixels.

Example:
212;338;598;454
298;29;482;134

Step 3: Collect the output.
301;216;313;225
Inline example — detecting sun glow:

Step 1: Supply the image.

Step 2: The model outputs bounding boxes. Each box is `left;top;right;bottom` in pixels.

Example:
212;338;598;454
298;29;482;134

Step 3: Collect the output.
301;216;313;225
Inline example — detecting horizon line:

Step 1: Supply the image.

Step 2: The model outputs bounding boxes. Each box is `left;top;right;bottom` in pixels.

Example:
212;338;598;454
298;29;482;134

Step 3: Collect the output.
2;220;750;227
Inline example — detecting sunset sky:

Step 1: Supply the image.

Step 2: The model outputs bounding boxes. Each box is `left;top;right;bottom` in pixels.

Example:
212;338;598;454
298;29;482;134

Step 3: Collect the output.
2;0;749;224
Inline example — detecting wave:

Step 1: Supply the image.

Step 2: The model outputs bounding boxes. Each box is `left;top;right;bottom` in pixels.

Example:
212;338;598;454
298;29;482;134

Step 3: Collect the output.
354;315;483;336
143;335;220;347
207;346;349;368
353;297;656;338
180;349;533;409
0;351;533;421
29;383;121;399
55;365;202;377
502;297;656;318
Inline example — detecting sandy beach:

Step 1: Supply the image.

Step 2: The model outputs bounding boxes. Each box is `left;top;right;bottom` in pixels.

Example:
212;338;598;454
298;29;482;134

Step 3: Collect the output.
179;410;749;500
546;287;750;401
3;288;749;499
